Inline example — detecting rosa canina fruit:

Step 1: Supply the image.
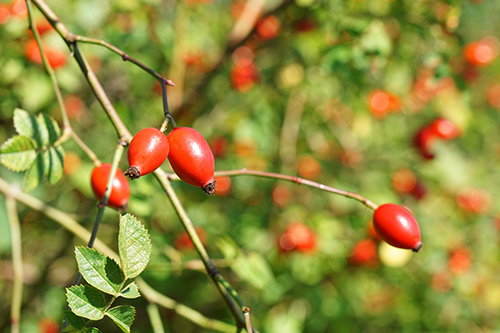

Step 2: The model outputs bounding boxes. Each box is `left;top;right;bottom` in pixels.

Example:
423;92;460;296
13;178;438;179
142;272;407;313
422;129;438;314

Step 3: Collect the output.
372;203;422;252
91;163;130;209
167;127;216;194
125;127;169;179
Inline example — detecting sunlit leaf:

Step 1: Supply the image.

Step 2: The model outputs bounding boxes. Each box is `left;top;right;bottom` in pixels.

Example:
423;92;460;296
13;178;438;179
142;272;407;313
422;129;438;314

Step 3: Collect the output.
119;214;151;279
75;247;123;296
106;305;135;333
66;285;105;321
0;136;37;171
120;282;141;299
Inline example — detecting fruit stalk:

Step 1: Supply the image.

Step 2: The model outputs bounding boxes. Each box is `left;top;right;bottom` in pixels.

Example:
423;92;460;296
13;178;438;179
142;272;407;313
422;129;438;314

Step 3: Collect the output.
209;168;379;210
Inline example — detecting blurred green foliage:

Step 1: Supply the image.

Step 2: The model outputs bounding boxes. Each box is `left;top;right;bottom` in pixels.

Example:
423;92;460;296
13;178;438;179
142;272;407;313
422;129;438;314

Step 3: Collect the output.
1;0;500;332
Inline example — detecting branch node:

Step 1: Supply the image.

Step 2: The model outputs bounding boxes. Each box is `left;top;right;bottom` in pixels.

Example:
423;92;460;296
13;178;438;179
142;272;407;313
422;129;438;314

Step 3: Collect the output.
207;264;220;278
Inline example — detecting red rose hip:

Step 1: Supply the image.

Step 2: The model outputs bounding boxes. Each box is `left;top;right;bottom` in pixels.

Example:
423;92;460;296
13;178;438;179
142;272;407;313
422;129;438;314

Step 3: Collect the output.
167;127;216;194
125;127;169;179
373;204;422;252
91;163;130;209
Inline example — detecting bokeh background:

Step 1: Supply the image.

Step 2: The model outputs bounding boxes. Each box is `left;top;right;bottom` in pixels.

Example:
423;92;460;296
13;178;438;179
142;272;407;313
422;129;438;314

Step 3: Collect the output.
1;0;500;332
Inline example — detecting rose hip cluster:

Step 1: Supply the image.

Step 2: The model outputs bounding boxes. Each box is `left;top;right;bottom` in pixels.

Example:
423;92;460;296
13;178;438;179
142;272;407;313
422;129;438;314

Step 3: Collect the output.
414;118;459;159
90;126;216;210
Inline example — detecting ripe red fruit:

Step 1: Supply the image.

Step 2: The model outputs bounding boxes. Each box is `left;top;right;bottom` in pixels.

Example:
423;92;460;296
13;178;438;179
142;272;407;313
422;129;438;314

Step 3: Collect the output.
167;127;216;194
125;128;169;179
278;222;317;254
372;204;422;252
91;163;130;209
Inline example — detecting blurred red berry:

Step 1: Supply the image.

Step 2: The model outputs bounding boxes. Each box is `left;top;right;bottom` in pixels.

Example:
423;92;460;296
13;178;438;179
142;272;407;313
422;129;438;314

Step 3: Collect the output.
0;4;11;24
456;188;491;214
464;39;498;66
392;169;417;195
38;318;59;333
256;15;281;40
293;17;317;33
448;247;472;276
297;155;322;180
214;176;231;197
272;183;291;208
487;83;500;108
174;227;207;250
230;62;260;92
9;0;27;17
431;271;453;292
64;95;84;120
368;90;401;118
413;127;436;160
348;239;379;267
278;222;317;254
25;39;67;70
429;118;459;140
209;135;228;158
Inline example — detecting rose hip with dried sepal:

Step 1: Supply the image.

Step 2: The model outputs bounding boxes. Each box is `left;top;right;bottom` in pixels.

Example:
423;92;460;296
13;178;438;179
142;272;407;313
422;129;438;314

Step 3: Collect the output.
125;127;169;179
372;204;422;252
167;127;216;194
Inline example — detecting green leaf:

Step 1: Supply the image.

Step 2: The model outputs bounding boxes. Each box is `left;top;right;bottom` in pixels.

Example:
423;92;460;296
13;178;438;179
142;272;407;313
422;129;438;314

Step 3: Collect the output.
45;146;64;185
21;147;65;192
106;305;135;333
85;328;103;333
13;109;37;139
120;282;141;299
64;310;86;329
119;214;151;279
0;136;37;171
66;285;106;321
75;247;124;296
38;113;61;145
23;153;43;192
12;108;62;147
